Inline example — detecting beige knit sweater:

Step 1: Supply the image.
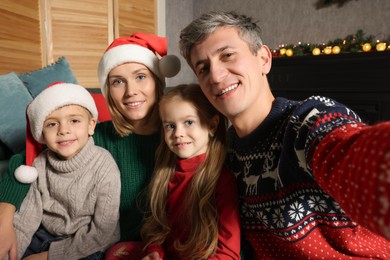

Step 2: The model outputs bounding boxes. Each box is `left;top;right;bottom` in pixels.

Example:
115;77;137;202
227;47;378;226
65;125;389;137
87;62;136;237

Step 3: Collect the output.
13;138;121;259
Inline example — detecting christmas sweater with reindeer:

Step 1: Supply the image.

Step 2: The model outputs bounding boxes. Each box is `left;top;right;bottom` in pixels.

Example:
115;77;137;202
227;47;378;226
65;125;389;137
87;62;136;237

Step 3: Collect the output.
227;96;390;259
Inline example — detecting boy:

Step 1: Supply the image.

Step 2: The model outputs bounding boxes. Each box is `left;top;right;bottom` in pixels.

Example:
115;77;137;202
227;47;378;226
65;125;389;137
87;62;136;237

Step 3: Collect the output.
10;82;120;259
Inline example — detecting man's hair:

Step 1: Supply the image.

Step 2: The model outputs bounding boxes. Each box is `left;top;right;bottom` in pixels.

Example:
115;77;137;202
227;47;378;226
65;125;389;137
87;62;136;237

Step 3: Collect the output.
179;11;264;67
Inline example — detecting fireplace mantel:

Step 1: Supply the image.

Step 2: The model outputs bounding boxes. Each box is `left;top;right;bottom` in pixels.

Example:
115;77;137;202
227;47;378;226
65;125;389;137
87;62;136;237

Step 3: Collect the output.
268;51;390;124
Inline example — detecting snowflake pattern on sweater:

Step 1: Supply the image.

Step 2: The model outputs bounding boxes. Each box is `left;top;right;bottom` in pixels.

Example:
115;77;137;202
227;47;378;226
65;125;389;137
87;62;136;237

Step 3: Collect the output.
227;96;390;259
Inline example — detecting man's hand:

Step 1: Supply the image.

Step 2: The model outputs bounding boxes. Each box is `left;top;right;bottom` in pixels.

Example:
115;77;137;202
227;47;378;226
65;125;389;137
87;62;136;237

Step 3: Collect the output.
0;202;17;260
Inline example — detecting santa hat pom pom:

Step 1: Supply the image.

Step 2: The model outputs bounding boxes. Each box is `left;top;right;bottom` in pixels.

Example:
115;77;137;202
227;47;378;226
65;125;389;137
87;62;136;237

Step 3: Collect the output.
159;55;181;78
15;165;38;184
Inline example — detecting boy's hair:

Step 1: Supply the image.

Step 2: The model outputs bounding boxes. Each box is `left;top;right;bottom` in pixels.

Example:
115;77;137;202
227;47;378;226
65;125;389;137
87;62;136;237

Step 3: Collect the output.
141;84;228;259
179;10;264;67
104;73;164;137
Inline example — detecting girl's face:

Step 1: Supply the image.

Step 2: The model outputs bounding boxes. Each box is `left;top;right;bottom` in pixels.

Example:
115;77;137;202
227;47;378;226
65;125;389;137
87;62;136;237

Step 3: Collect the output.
42;105;96;160
108;62;158;129
160;98;216;159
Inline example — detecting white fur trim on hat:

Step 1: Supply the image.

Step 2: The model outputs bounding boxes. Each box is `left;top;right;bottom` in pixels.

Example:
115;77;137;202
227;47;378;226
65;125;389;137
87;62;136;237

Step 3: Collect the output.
27;83;98;143
98;45;181;93
98;44;161;89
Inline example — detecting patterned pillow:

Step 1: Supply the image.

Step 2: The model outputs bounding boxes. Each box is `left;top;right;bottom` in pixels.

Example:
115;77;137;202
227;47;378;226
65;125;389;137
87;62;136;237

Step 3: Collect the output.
18;56;78;98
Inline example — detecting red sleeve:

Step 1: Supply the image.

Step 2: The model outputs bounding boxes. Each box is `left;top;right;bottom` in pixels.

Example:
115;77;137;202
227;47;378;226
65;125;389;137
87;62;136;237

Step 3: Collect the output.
209;167;241;260
312;121;390;239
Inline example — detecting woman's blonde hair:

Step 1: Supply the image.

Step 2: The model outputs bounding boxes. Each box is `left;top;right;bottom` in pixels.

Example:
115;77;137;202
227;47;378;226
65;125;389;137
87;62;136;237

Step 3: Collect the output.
103;72;164;137
141;84;228;259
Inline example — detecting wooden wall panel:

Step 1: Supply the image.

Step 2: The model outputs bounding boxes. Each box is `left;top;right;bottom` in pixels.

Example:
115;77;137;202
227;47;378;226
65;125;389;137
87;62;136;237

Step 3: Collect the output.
0;0;41;73
48;0;113;88
0;0;157;88
118;0;156;37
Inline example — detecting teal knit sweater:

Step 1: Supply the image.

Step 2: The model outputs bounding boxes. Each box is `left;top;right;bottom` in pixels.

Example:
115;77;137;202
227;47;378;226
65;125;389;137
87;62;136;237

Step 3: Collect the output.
0;121;160;242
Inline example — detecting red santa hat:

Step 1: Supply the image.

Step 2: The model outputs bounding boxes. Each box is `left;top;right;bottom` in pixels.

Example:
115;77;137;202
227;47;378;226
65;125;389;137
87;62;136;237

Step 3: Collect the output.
98;32;180;93
14;82;99;184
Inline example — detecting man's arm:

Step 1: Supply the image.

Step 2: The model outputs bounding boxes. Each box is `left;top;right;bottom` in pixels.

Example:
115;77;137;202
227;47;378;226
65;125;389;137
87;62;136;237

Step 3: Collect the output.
312;121;390;239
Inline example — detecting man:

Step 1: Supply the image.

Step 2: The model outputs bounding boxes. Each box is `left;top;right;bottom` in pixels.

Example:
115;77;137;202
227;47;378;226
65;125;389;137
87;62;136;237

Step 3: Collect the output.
179;11;390;259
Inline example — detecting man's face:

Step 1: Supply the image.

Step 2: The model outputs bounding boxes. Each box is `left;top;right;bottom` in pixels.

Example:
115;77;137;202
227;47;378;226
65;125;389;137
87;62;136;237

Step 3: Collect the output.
189;27;271;124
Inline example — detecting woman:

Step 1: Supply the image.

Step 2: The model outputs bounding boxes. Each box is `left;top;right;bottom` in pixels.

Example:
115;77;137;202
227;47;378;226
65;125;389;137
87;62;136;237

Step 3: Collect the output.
0;32;180;260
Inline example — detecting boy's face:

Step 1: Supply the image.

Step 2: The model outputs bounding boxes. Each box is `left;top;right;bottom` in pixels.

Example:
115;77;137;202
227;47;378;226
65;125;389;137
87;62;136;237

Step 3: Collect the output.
189;27;271;124
42;105;96;160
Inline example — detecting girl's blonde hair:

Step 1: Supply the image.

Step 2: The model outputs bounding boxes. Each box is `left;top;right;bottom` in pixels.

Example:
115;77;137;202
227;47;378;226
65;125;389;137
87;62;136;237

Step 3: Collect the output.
103;72;164;137
141;84;228;259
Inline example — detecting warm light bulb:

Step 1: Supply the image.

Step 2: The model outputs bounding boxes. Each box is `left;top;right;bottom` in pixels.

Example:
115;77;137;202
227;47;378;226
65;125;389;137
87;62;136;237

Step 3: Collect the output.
332;46;341;54
312;48;321;55
376;42;386;51
279;48;286;55
286;49;294;57
324;46;332;55
362;43;372;52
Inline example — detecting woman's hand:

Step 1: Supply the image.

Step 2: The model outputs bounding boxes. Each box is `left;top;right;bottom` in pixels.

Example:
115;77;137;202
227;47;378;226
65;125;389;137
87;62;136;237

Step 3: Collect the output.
0;202;17;260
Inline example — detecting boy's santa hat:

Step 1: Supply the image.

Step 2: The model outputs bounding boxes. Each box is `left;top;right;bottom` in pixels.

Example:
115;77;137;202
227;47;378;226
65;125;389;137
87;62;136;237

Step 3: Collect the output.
98;32;180;93
14;82;98;184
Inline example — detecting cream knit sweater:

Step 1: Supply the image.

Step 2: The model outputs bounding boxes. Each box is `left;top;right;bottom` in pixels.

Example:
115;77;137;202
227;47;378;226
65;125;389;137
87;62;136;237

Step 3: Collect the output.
13;138;121;259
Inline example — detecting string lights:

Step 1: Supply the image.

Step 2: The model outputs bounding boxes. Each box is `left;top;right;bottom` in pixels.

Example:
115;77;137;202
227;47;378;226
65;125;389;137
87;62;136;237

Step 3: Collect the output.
272;30;390;58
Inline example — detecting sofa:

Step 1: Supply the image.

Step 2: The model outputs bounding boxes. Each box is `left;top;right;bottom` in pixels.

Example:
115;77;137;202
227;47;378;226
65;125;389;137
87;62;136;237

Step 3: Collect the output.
0;57;111;176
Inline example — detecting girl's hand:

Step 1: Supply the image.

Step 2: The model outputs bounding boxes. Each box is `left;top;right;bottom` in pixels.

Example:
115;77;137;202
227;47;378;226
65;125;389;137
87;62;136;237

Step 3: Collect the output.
0;202;17;260
141;251;162;260
23;251;48;260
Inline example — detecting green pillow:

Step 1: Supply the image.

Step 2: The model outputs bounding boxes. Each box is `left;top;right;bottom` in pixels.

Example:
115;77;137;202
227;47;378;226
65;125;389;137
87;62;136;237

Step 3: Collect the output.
18;56;78;98
0;72;33;153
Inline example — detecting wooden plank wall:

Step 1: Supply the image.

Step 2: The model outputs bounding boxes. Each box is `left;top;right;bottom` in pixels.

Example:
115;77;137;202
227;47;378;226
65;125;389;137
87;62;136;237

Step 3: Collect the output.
0;0;42;73
47;0;114;88
0;0;157;88
118;0;156;37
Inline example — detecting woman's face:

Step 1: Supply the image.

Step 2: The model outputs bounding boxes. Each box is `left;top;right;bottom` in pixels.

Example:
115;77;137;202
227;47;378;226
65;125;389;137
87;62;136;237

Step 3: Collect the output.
108;62;158;129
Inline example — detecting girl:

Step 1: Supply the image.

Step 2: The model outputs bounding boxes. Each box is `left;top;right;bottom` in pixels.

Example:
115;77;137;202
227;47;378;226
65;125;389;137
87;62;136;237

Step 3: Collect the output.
0;32;180;260
141;84;240;259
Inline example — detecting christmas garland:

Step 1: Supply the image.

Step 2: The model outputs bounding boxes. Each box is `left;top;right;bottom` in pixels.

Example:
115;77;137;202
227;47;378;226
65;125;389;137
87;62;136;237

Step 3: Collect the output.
272;30;390;58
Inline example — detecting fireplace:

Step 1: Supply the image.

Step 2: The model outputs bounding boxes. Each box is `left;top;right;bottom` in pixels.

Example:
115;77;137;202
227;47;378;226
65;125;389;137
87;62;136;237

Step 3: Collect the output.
268;51;390;124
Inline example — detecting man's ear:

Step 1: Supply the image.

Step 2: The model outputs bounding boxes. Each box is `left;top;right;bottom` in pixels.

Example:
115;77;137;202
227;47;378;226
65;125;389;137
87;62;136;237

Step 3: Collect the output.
209;115;220;137
257;45;272;75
